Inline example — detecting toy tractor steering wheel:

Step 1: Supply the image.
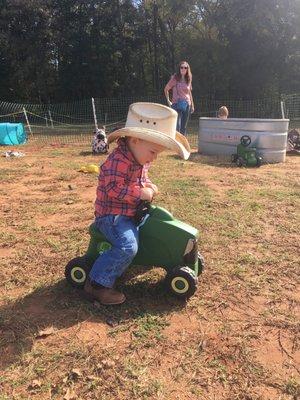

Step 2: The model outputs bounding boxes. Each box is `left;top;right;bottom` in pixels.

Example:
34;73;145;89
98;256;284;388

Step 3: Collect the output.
240;135;251;147
133;200;151;225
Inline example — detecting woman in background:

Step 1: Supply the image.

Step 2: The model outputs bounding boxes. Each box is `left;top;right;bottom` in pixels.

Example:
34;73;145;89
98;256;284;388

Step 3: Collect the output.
164;61;194;135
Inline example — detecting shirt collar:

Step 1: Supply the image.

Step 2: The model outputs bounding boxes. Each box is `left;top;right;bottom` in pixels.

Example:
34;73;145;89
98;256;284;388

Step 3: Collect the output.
117;138;141;167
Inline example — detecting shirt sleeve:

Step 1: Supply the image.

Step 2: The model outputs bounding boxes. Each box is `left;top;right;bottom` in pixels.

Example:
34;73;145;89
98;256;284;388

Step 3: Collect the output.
165;75;176;90
142;163;152;185
102;158;141;204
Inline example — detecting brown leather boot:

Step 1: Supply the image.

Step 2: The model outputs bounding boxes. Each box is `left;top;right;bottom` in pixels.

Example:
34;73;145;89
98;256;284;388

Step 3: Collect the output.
83;278;126;305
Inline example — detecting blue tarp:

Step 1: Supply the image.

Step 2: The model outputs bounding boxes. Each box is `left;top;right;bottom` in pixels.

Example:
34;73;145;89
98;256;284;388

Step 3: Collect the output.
0;123;27;145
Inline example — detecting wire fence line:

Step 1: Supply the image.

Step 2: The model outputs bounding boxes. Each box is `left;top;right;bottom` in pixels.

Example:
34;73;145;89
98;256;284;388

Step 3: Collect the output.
0;94;299;148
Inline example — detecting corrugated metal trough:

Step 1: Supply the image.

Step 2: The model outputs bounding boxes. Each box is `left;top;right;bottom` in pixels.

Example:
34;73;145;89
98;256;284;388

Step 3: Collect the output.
198;118;289;163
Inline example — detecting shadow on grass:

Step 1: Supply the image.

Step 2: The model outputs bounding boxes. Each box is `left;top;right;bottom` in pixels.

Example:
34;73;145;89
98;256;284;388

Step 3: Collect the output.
168;151;234;168
79;150;110;158
0;273;185;369
79;150;94;156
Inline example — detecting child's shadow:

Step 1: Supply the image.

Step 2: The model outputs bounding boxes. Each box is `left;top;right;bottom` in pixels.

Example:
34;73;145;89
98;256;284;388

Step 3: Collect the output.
1;275;185;369
168;152;233;168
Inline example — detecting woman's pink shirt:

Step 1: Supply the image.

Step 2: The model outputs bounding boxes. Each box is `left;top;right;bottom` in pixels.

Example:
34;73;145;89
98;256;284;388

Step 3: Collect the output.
165;75;192;105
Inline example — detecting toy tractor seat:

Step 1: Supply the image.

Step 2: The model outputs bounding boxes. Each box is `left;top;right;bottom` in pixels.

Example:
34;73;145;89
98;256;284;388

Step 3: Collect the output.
89;222;103;239
87;223;113;257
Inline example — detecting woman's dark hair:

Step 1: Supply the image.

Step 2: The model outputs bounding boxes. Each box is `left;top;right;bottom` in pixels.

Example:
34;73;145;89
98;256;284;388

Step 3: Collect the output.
175;61;192;84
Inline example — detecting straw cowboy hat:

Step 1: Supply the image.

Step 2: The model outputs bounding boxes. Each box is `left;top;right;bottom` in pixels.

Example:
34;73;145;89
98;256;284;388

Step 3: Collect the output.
107;102;191;160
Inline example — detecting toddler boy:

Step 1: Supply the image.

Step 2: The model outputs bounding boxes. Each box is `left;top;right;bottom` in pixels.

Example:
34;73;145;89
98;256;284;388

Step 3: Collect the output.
84;102;190;305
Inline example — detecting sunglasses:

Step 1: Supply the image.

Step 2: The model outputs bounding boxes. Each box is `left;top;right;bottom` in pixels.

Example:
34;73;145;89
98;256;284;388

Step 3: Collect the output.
180;66;188;69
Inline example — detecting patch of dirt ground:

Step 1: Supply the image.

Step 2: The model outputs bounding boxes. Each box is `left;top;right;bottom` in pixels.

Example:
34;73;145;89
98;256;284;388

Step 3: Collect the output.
0;141;299;400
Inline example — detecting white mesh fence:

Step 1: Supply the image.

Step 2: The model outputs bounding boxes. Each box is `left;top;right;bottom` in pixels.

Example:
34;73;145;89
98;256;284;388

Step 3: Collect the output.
282;93;300;129
0;94;299;147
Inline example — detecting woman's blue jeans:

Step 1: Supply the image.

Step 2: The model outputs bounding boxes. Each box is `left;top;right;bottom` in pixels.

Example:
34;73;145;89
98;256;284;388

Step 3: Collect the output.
172;103;190;135
89;215;139;288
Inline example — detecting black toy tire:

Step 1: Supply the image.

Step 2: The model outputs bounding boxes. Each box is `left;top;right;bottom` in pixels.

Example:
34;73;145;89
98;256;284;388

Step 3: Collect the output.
236;157;245;167
256;157;263;167
197;252;205;275
231;154;238;163
165;266;198;299
65;256;92;288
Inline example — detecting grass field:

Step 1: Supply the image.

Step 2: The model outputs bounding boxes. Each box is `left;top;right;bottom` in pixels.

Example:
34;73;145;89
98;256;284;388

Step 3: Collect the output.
0;141;299;400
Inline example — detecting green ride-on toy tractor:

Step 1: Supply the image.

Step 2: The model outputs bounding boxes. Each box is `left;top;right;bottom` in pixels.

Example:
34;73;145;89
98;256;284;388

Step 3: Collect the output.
231;135;263;167
65;202;204;299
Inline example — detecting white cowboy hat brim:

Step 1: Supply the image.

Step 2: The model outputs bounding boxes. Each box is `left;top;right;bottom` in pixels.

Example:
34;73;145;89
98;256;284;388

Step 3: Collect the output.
108;127;191;160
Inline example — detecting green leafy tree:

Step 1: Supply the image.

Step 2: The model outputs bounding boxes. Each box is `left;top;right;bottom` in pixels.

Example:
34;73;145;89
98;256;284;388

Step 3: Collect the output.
0;0;299;101
1;0;56;101
209;0;300;98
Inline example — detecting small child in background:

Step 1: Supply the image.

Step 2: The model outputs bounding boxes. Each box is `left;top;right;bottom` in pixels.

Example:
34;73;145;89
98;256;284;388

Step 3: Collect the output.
217;106;229;119
84;102;190;305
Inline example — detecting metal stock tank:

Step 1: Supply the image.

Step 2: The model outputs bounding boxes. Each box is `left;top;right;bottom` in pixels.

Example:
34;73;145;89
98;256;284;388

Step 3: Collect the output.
198;118;289;163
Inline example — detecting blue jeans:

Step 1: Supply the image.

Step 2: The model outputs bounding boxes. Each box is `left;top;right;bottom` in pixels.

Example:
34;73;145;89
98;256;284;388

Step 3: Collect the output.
89;215;139;288
172;103;190;135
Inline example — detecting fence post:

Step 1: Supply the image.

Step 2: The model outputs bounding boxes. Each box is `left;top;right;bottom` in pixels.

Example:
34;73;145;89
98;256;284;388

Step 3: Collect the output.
91;97;98;132
48;109;54;128
280;101;285;119
23;107;33;136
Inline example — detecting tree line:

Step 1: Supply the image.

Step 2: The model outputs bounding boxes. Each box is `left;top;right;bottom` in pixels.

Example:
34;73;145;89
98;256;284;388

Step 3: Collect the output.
0;0;299;103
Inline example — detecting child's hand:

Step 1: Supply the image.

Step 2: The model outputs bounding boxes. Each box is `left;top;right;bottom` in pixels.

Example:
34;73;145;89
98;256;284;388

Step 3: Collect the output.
140;187;154;201
145;183;159;196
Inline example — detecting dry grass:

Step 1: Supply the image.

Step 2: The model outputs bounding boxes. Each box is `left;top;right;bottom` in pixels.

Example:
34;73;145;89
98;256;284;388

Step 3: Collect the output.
0;141;299;400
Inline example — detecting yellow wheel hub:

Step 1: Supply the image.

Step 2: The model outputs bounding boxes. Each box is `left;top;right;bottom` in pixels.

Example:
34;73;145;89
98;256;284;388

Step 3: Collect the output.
71;267;86;283
171;277;189;294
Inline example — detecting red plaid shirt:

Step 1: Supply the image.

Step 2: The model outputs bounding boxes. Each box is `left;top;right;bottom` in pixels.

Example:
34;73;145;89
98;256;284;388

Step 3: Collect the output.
95;139;152;217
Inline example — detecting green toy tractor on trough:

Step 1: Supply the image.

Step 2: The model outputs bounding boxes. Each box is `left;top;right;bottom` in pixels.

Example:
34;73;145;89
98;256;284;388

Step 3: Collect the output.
65;203;204;299
231;135;263;167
